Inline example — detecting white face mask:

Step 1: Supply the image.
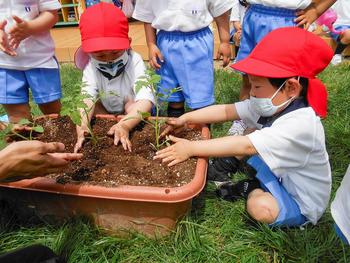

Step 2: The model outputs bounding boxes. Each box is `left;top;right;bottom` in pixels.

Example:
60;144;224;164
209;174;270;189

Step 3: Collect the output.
250;79;296;117
90;51;129;79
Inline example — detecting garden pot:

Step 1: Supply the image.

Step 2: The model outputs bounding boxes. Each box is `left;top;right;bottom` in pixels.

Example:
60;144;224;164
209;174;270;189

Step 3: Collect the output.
0;115;210;237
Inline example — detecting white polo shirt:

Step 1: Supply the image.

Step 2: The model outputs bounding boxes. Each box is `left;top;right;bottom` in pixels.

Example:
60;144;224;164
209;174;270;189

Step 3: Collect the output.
132;0;234;32
235;100;332;225
82;51;155;114
332;0;350;27
0;0;61;70
331;165;350;242
247;0;311;10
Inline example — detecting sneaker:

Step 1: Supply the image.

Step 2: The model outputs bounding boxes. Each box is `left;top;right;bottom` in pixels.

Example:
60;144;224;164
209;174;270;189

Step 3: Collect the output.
331;54;343;66
216;178;261;201
227;120;247;136
207;157;240;185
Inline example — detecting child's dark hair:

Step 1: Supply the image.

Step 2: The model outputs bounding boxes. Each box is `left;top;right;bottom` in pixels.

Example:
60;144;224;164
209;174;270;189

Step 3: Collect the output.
268;77;309;100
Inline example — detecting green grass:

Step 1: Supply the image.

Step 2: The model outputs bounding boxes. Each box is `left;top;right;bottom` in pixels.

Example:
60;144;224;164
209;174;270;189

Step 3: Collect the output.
0;63;350;262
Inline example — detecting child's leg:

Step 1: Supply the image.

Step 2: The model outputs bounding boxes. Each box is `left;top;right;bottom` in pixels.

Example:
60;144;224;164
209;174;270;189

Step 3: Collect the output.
38;100;61;115
246;188;279;224
3;104;31;123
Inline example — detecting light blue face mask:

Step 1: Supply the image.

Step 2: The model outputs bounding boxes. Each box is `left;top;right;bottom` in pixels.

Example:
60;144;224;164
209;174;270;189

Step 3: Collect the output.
249;79;297;117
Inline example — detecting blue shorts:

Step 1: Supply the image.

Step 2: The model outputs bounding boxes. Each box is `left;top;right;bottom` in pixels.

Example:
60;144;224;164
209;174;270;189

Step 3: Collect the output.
335;224;349;245
330;25;350;41
236;4;296;62
247;155;307;227
0;67;62;104
156;27;215;109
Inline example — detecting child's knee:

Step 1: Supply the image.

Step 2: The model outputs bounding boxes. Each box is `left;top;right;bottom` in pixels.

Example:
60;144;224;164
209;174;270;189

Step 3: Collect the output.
247;193;279;224
340;30;350;45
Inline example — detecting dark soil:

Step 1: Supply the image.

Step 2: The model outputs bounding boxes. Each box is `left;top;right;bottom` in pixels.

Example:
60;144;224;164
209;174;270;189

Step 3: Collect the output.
35;116;202;187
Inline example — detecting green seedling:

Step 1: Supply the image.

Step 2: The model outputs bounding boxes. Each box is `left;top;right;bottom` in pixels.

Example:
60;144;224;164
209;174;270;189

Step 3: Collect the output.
133;69;181;150
60;85;119;146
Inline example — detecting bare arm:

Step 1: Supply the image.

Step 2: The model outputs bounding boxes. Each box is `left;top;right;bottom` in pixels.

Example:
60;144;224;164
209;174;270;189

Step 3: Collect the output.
154;134;257;166
144;23;163;69
214;11;231;67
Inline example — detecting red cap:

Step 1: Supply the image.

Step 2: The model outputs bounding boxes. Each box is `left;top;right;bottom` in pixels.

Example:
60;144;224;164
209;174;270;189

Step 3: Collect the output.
231;27;333;118
75;2;130;70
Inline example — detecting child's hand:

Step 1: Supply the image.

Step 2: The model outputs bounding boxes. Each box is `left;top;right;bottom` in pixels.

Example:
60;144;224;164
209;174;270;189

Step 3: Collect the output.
295;6;317;30
233;30;242;47
107;123;132;152
148;43;164;70
153;135;191;166
74;125;89;153
160;117;188;138
8;15;31;50
0;20;16;56
217;42;231;67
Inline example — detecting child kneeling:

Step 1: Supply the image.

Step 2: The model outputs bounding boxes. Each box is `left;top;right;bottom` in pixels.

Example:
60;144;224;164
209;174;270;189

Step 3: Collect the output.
155;27;332;227
74;3;154;153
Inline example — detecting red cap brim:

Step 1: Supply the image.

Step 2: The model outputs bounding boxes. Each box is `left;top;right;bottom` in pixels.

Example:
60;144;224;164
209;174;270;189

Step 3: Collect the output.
231;57;298;78
82;37;130;53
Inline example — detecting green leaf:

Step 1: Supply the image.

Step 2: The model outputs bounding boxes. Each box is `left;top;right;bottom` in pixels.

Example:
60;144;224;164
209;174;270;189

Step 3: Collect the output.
32;126;44;133
18;118;31;125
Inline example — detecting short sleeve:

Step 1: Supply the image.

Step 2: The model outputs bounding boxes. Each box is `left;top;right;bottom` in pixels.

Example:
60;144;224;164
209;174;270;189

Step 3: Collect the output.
247;113;316;173
81;62;99;99
207;0;234;18
132;0;155;23
38;0;61;11
230;0;240;22
234;100;261;129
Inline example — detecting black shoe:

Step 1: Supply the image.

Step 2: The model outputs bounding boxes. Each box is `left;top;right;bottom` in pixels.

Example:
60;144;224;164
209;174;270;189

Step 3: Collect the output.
207;157;240;184
216;179;261;201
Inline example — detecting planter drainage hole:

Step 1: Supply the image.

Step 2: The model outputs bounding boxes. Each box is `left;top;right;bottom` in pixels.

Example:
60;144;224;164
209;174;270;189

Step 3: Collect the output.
165;189;170;194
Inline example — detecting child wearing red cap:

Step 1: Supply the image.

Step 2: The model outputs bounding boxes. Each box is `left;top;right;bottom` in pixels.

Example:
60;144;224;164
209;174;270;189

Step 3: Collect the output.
132;0;233;117
73;3;155;153
154;27;333;227
0;0;62;123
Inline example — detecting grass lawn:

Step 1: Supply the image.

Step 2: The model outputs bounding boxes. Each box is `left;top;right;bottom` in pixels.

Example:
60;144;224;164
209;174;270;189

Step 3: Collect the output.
0;63;349;262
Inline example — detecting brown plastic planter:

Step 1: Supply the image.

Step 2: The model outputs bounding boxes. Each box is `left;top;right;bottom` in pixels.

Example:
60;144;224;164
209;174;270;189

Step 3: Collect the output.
0;115;210;237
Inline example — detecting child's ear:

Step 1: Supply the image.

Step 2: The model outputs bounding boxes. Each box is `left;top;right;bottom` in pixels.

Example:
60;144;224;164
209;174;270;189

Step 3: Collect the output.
286;78;302;98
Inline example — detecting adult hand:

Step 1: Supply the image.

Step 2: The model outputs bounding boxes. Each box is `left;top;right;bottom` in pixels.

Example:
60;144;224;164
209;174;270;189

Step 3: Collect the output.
153;135;191;166
0;141;82;180
0;20;16;56
217;42;231;67
107;123;132;151
160;116;188;138
8;15;31;50
295;6;318;30
148;43;164;70
74;125;89;153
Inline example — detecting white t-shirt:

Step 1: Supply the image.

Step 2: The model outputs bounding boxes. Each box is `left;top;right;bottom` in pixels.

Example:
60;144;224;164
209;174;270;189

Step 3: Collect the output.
247;0;311;10
82;51;155;114
332;0;350;27
235;100;332;225
132;0;234;32
0;0;61;70
331;165;350;243
230;0;247;24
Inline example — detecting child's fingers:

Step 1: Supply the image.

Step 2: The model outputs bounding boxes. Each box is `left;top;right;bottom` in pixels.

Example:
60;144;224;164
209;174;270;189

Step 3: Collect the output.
12;15;23;25
160;125;173;138
74;138;84;153
151;56;161;69
114;133;121;146
168;159;181;167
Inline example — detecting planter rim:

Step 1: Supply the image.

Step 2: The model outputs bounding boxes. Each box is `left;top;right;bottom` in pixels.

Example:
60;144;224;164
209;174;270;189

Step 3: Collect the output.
0;114;209;203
